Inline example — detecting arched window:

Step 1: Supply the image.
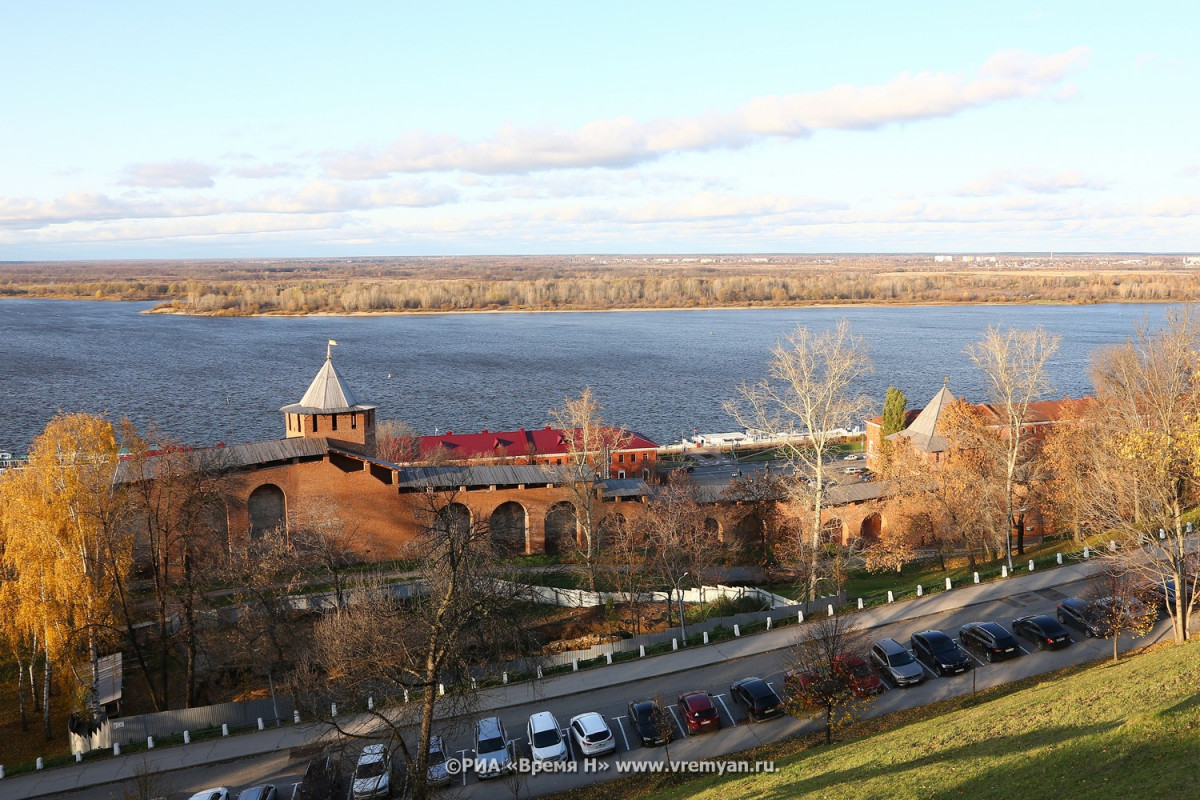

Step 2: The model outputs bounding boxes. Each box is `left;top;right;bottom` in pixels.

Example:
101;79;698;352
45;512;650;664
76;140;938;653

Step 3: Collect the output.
435;503;473;537
490;502;527;554
544;502;578;555
248;484;286;539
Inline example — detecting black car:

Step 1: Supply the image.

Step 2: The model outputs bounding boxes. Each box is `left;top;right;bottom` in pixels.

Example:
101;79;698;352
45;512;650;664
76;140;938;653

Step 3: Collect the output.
627;699;674;747
910;630;972;676
1011;614;1071;650
958;621;1022;663
1057;596;1108;638
729;677;783;721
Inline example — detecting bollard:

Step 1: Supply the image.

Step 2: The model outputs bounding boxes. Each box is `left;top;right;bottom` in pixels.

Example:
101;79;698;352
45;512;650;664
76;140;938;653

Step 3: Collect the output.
403;688;410;703
734;624;741;637
368;696;374;710
75;752;82;763
887;591;894;603
1084;546;1090;559
857;597;864;609
147;737;154;750
572;659;579;672
1028;560;1035;572
798;609;805;623
1057;552;1062;565
945;577;952;591
536;666;543;679
766;616;772;630
1001;566;1008;578
639;645;646;658
438;683;445;696
1160;528;1166;539
673;638;679;651
1109;539;1117;552
916;585;923;597
257;718;264;731
501;673;508;685
827;604;834;616
114;743;121;756
329;704;337;719
471;677;477;689
184;730;191;744
0;765;5;779
36;758;43;771
294;710;301;724
703;631;709;644
973;572;979;584
222;723;229;737
606;653;613;665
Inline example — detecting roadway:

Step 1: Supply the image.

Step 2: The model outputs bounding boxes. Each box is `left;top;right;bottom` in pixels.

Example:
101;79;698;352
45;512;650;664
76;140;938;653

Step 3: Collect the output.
13;560;1181;800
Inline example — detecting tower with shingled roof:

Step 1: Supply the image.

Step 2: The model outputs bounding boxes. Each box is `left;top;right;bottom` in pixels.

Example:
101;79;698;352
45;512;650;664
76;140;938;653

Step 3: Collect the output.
280;341;376;454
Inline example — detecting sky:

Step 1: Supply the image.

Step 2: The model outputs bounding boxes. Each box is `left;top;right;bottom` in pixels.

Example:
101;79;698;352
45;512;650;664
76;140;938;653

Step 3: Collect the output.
2;2;1198;259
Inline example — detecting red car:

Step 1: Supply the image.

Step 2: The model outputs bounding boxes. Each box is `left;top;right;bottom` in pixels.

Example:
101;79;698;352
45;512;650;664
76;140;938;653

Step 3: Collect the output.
787;654;884;698
676;690;721;733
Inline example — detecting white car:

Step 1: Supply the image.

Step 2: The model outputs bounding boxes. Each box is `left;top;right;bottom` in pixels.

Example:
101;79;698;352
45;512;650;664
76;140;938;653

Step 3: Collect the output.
352;744;392;799
527;710;567;761
569;712;616;756
188;790;230;800
843;454;862;461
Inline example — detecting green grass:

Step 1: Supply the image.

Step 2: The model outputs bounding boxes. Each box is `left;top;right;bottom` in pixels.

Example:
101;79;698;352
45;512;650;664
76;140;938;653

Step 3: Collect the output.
556;640;1200;800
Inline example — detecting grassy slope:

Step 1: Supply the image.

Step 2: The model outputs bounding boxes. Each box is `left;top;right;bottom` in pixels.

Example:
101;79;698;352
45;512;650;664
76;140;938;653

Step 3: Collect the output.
592;642;1200;800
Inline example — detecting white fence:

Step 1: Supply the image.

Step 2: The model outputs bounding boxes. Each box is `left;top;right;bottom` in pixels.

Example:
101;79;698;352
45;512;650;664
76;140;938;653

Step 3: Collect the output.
489;579;789;609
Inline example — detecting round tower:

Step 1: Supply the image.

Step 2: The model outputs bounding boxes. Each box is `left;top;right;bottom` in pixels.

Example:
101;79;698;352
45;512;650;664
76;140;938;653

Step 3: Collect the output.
280;341;376;454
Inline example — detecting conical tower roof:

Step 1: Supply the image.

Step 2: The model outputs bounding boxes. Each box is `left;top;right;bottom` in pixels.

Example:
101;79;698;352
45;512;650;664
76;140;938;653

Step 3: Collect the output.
280;350;375;415
885;384;956;453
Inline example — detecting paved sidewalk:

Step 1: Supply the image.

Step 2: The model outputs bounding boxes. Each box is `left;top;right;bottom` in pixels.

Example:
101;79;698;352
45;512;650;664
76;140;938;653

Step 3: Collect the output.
0;560;1102;800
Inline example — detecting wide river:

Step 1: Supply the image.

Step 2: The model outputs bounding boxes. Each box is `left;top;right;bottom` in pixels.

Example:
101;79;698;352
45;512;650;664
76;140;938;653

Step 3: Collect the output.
0;299;1178;455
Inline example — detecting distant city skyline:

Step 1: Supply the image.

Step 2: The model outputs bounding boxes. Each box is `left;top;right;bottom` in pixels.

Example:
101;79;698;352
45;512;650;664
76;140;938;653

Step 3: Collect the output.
3;2;1198;259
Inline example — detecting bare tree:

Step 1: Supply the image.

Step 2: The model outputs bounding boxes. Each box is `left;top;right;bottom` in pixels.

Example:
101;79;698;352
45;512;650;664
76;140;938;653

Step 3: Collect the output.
783;615;876;745
549;387;633;591
1087;311;1200;643
1085;557;1159;662
375;419;422;463
290;488;542;800
598;514;653;636
726;321;873;602
966;325;1060;567
291;498;365;613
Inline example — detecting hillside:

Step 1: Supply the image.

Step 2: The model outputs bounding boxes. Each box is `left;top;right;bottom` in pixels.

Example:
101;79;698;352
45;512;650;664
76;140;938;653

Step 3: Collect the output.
573;641;1200;800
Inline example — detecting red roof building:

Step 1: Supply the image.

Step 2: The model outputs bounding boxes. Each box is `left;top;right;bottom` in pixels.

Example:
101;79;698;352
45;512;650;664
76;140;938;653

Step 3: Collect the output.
417;426;659;480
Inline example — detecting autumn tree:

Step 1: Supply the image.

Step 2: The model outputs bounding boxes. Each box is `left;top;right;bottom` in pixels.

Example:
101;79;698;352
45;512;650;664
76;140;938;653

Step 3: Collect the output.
0;412;132;737
784;615;876;745
966;325;1060;566
1087;311;1200;643
290;488;541;800
549;387;632;591
1086;558;1159;662
1038;399;1102;542
726;321;873;602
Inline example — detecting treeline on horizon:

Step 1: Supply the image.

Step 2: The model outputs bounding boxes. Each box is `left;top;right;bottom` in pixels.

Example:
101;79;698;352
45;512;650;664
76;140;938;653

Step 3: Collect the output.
1;255;1198;313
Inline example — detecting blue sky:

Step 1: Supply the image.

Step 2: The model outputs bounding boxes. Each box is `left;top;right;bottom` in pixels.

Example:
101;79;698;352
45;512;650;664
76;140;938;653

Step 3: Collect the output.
2;2;1197;259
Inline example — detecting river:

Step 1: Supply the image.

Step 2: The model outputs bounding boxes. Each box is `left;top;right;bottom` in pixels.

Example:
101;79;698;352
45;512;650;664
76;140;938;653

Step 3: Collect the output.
0;299;1176;454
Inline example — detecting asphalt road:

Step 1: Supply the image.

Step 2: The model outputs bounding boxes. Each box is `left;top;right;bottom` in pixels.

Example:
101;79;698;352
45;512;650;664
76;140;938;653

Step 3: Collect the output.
65;574;1174;800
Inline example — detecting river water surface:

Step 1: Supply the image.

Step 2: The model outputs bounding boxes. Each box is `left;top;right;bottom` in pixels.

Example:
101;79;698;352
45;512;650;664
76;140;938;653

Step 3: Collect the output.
0;300;1176;454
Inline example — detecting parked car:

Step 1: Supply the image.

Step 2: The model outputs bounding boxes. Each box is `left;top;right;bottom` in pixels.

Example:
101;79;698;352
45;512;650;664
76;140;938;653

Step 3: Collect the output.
677;690;721;733
1011;614;1072;650
869;637;924;687
729;677;784;721
527;710;568;762
843;466;866;474
958;621;1022;663
298;752;342;800
188;790;230;800
1158;578;1198;611
786;654;883;698
474;716;513;779
910;630;972;676
628;699;674;746
352;744;392;799
426;736;451;788
237;787;277;800
1057;596;1108;638
569;712;617;756
843;454;862;461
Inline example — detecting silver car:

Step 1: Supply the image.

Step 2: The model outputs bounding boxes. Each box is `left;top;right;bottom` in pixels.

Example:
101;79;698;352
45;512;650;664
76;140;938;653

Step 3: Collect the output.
870;637;924;687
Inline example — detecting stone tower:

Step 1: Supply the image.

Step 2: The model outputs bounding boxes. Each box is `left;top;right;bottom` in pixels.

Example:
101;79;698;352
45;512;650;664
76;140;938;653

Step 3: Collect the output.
280;342;376;454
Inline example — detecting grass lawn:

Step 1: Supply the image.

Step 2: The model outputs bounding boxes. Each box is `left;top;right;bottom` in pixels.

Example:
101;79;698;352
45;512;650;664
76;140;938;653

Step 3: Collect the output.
555;640;1200;800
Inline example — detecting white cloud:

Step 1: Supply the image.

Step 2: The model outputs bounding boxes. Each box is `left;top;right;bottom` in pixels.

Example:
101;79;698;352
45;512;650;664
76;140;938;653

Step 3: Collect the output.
955;168;1109;197
323;47;1090;179
229;161;302;179
119;160;219;188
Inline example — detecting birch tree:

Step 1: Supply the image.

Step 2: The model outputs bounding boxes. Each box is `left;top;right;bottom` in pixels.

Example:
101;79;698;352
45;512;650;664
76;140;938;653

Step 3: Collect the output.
726;321;873;601
966;325;1060;567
